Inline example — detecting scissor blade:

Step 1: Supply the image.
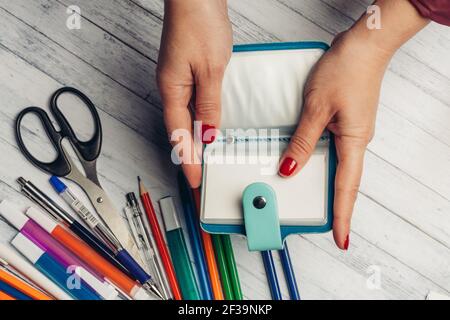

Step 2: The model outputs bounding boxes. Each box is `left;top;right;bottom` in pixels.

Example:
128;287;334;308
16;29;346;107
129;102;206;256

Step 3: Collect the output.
66;171;144;267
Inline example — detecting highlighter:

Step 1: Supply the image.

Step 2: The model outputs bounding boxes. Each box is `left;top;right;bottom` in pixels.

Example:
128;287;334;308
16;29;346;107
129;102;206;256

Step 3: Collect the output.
159;197;201;300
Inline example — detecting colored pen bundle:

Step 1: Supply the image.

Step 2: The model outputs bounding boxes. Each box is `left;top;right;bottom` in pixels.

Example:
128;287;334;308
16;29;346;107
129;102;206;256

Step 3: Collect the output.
0;172;300;301
0;172;245;301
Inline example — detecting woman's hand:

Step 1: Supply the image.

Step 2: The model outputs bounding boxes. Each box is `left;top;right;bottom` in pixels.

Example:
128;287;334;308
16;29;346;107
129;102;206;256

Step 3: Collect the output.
279;0;429;250
157;0;232;188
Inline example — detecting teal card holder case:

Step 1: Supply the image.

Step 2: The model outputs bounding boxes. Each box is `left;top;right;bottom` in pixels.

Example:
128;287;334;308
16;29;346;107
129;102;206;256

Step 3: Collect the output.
200;42;337;251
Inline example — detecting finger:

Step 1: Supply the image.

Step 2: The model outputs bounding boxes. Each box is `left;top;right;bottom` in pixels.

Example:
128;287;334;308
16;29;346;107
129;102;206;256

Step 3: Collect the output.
332;138;366;250
279;99;331;177
194;66;225;144
159;80;202;188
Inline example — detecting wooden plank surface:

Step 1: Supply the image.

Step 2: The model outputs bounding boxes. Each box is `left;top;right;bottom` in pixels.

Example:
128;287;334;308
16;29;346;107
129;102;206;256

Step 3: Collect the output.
0;0;449;300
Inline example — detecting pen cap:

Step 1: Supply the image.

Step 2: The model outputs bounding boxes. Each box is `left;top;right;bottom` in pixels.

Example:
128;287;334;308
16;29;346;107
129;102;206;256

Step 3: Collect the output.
26;207;58;234
11;233;45;264
74;266;119;300
159;197;180;232
49;176;67;194
0;200;28;231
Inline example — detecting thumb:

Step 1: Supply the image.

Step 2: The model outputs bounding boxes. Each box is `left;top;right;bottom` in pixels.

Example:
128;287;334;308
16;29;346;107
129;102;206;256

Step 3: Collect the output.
194;67;224;144
279;100;330;177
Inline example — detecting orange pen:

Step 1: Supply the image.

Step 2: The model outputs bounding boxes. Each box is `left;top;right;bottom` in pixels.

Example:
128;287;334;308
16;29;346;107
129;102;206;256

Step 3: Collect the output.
192;188;224;300
0;291;16;301
0;269;51;300
25;207;151;300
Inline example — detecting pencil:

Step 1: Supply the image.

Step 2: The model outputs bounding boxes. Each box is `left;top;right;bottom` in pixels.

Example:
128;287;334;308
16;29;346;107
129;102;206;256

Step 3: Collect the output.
177;172;213;300
279;243;300;300
221;235;243;300
0;291;16;300
192;188;224;300
261;251;282;300
212;234;234;300
139;177;182;300
0;268;52;300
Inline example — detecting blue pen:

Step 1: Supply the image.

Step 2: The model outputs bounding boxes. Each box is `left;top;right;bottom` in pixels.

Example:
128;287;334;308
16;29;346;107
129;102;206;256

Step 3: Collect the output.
279;243;300;300
49;176;164;300
261;251;282;300
0;279;33;300
11;233;100;300
178;172;213;300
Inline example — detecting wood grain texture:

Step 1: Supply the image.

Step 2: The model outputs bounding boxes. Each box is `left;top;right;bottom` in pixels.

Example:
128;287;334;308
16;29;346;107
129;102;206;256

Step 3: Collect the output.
0;0;449;300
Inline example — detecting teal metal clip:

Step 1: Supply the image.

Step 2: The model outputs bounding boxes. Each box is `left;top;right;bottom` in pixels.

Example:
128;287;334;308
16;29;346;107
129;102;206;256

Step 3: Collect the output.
242;183;283;251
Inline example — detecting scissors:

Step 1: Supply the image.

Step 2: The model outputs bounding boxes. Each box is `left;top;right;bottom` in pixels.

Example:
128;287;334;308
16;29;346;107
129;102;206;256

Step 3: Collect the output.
15;87;141;262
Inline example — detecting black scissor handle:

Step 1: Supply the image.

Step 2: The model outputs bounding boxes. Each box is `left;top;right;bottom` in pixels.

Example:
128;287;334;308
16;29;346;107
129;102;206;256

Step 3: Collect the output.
50;87;102;162
15;107;72;177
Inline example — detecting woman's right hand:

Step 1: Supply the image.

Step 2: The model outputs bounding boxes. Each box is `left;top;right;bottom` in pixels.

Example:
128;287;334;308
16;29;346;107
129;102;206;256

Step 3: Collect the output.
157;0;232;188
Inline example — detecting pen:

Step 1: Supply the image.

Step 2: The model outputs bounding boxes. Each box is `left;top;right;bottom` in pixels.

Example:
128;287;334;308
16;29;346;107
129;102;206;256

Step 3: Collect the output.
0;291;15;300
279;243;300;300
17;177;126;274
138;177;182;300
2;194;149;301
0;257;48;294
48;177;164;300
221;235;243;300
0;244;72;300
212;234;234;300
0;201;115;300
0;279;33;300
159;197;201;300
125;192;172;300
261;251;282;300
25;208;120;300
0;266;53;300
192;188;224;300
177;173;213;300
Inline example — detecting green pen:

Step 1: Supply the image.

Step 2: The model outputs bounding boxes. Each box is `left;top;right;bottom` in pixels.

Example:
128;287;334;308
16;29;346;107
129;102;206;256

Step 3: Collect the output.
159;197;201;300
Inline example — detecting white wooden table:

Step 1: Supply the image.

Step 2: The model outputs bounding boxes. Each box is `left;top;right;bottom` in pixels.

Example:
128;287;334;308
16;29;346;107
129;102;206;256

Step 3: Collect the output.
0;0;449;300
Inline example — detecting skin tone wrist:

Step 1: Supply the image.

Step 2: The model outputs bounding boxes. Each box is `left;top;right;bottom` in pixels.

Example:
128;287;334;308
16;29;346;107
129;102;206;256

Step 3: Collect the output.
347;0;429;59
278;0;429;250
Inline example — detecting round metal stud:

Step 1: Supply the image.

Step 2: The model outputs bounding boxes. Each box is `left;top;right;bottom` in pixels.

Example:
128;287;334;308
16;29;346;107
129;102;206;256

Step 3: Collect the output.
253;196;267;209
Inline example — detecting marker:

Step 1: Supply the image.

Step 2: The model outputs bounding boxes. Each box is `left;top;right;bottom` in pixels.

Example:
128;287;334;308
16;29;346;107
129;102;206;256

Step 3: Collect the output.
160;197;201;300
0;244;72;300
16;179;152;300
0;201;117;300
11;233;101;300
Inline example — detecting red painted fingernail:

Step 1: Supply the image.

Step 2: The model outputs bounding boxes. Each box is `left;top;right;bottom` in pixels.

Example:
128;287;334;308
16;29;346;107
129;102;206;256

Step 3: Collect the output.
202;124;216;144
279;157;298;176
344;235;350;251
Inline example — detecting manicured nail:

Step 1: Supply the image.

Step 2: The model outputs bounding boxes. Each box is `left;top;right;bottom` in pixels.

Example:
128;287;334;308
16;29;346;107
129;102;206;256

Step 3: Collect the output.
279;157;298;177
344;235;350;251
202;124;216;144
